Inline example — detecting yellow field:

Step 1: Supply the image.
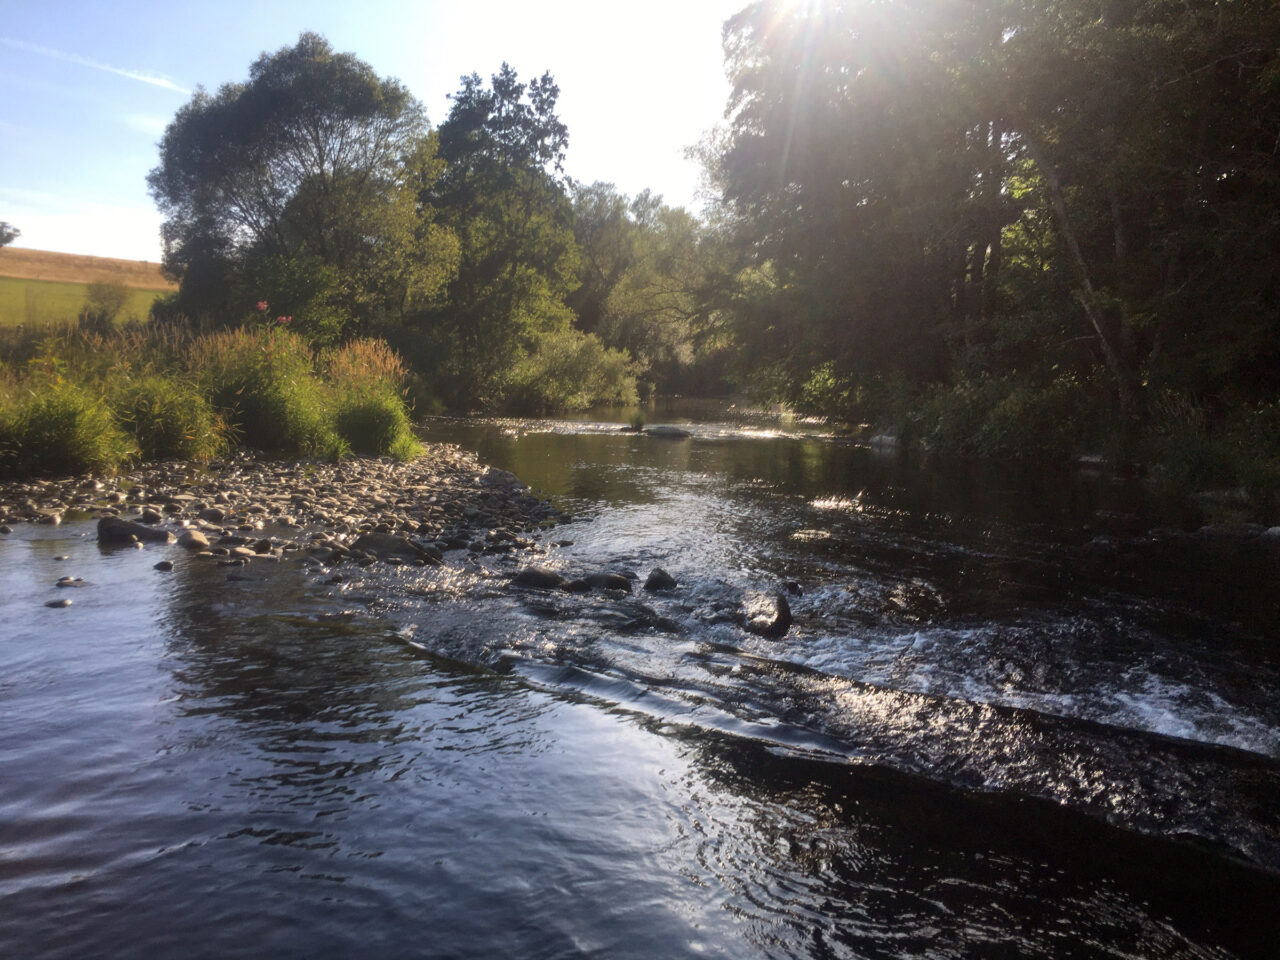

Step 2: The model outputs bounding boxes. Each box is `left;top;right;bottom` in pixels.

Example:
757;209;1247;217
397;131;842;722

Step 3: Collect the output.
0;247;175;290
0;247;177;326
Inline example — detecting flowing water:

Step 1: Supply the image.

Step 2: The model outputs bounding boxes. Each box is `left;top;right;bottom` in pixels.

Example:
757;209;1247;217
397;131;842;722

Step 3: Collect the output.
2;399;1278;958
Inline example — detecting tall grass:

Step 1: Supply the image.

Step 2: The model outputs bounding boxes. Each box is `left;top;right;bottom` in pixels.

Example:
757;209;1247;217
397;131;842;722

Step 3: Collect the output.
0;382;137;477
190;327;346;458
0;321;423;477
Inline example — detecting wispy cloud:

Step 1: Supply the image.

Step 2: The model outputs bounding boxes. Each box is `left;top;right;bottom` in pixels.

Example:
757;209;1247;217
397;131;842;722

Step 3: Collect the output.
0;37;190;95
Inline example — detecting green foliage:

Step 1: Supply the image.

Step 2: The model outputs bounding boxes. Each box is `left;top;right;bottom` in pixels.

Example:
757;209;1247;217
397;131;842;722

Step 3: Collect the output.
112;375;228;462
148;33;454;339
335;389;420;460
0;221;18;247
914;376;1102;462
416;64;580;407
83;281;130;324
190;327;346;457
505;327;639;414
0;277;166;328
0;382;136;478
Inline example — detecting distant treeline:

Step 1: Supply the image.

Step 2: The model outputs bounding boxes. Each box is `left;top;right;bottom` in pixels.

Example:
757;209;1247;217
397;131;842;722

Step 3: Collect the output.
21;3;1277;493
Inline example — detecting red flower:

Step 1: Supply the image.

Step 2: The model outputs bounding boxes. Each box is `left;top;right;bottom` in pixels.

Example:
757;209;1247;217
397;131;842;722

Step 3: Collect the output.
256;300;268;311
276;315;292;325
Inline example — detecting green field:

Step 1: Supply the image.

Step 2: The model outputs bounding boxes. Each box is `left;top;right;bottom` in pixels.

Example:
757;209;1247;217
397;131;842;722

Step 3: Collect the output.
0;276;167;326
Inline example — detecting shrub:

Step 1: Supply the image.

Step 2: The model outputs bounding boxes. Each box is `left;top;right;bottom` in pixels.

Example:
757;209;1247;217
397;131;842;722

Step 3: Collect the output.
335;389;421;460
0;383;136;478
505;328;639;414
190;327;346;458
113;375;228;461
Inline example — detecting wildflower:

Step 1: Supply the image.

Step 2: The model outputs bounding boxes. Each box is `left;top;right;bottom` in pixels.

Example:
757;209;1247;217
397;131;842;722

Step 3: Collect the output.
277;316;292;325
256;300;268;311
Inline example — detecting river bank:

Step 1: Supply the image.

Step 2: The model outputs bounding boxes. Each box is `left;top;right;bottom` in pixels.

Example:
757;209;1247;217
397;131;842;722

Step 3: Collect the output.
0;446;565;582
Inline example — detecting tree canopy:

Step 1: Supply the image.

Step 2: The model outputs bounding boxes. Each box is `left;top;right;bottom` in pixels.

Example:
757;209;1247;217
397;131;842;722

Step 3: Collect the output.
148;33;455;342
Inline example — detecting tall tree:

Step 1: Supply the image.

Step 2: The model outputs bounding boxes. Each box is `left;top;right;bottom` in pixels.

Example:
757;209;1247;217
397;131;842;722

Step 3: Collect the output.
148;33;455;342
416;64;579;407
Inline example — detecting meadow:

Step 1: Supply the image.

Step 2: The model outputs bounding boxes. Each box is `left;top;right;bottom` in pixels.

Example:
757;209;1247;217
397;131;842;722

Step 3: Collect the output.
0;247;175;326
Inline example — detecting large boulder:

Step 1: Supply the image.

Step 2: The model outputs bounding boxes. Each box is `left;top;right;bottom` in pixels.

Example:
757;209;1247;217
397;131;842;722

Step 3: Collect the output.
98;516;174;544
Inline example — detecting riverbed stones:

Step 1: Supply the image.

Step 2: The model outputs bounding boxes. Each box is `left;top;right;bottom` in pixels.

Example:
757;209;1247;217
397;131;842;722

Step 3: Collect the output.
45;598;72;608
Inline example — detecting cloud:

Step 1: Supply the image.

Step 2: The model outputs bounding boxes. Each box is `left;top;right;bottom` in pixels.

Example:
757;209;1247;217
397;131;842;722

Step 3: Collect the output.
0;37;190;95
0;187;163;261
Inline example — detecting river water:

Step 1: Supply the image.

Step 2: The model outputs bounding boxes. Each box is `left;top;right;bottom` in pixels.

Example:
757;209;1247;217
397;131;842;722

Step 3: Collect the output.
2;400;1278;958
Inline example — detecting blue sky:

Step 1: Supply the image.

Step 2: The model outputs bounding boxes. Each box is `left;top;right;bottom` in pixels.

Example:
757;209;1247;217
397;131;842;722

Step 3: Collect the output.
0;0;743;261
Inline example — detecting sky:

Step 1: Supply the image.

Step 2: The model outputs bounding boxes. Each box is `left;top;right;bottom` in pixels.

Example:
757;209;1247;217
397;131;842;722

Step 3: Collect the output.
0;0;745;262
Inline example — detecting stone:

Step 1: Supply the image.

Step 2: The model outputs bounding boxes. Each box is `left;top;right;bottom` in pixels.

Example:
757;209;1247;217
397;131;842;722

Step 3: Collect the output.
45;598;72;608
744;592;792;639
98;516;173;544
178;530;210;550
644;567;678;592
582;572;633;593
154;560;174;571
512;566;568;590
643;425;692;440
139;508;164;524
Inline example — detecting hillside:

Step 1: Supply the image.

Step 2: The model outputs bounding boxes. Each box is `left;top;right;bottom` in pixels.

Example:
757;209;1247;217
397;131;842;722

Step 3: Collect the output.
0;247;176;291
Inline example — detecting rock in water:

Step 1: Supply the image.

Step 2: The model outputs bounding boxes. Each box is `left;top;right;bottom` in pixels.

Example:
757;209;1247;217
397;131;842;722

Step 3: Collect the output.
98;516;173;544
512;567;568;590
644;568;678;592
643;425;692;440
744;592;792;639
178;530;210;550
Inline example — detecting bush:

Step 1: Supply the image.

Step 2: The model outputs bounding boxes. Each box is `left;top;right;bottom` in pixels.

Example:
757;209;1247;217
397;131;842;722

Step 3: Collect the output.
335;389;421;460
322;338;410;394
113;375;228;461
190;327;346;458
915;375;1102;460
505;328;639;414
0;383;136;477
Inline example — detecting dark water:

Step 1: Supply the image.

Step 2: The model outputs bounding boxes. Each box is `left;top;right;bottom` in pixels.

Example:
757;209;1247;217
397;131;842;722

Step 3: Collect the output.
2;400;1278;958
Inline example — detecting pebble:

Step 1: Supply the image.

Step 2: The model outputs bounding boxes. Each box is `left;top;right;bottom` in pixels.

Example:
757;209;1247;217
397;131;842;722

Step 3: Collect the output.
154;560;175;571
45;598;72;608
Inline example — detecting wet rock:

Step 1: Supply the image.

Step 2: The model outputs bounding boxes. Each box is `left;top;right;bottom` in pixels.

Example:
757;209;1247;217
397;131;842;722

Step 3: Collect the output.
744;592;792;639
0;524;11;534
55;576;85;587
139;508;164;524
98;516;173;544
643;568;678;592
178;530;210;550
581;572;633;593
154;560;174;571
45;598;72;608
198;507;225;522
643;425;691;440
512;567;568;590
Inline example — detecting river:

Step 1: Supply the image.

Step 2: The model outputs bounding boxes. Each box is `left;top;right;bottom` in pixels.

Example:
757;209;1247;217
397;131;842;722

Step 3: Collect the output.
1;399;1277;958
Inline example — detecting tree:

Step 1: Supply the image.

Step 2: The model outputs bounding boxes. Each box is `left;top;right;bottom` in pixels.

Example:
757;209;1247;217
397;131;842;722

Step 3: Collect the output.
148;33;455;342
415;64;580;407
0;222;18;248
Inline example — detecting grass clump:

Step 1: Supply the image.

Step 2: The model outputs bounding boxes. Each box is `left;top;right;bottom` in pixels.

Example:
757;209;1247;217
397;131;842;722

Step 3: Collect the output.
0;382;136;478
112;375;228;461
190;327;346;458
335;390;421;460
